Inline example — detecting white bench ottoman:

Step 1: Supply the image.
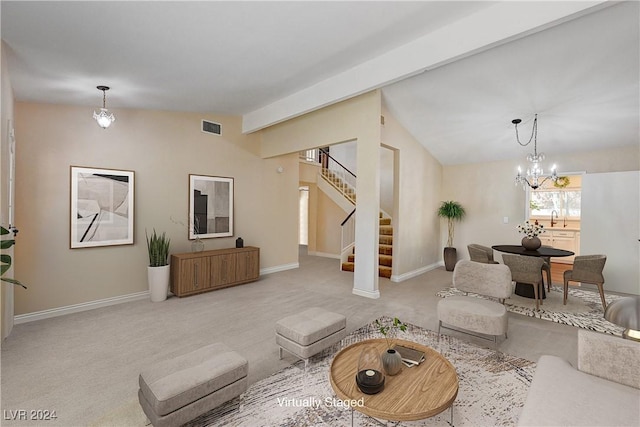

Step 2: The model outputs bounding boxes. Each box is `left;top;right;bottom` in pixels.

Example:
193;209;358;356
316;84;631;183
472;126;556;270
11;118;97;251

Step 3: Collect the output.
276;307;347;365
138;342;248;427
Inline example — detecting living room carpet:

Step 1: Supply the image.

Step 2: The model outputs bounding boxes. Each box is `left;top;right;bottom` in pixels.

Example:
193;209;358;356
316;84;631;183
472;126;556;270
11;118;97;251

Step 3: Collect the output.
183;317;535;427
436;285;625;337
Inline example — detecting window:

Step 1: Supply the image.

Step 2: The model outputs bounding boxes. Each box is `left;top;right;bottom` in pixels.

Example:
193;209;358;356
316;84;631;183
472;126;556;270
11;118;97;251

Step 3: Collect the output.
528;175;581;219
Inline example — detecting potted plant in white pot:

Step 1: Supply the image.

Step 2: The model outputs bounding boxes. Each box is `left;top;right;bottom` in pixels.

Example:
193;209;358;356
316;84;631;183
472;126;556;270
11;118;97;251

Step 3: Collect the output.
437;201;466;271
146;229;170;302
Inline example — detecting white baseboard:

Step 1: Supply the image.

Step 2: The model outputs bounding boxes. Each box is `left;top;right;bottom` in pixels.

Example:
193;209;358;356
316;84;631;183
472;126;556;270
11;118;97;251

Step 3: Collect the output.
13;262;302;324
390;262;442;282
307;251;340;259
14;291;150;325
352;288;381;299
260;262;299;275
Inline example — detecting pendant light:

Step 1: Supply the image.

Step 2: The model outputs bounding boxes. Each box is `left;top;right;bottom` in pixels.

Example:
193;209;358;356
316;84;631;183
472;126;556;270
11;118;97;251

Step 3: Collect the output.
93;86;115;129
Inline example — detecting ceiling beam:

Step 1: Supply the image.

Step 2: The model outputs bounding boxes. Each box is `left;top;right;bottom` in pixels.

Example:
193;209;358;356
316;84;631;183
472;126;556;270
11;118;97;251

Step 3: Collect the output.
242;0;609;134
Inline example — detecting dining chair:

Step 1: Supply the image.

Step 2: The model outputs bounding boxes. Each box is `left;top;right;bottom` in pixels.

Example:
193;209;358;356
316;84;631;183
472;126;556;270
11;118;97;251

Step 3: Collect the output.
502;254;546;310
540;245;553;291
563;255;607;309
467;244;499;264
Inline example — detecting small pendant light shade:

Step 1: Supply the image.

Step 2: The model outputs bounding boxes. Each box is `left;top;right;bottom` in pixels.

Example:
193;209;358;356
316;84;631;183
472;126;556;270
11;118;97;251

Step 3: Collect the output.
93;86;115;129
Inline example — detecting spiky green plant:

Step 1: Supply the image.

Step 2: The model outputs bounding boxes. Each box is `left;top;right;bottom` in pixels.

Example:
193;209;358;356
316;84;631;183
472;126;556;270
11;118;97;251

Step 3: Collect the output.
437;201;466;247
146;229;170;267
1;226;26;289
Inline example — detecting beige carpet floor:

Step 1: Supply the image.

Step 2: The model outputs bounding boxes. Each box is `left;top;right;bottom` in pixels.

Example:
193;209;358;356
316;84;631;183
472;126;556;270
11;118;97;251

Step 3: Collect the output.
1;248;594;426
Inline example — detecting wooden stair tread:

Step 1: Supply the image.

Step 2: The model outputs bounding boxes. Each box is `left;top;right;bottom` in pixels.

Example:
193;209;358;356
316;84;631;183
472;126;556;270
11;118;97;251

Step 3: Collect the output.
379;225;393;235
379;235;393;245
342;262;392;279
379;244;393;255
341;262;355;272
379;255;392;267
379;266;392;278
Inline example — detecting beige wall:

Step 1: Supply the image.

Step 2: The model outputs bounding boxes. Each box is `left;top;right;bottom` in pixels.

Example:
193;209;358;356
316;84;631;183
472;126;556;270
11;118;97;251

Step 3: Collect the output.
13;102;299;315
379;146;394;215
381;108;443;278
314;187;344;256
441;146;640;263
1;43;16;339
260;92;379;158
261;91;382;297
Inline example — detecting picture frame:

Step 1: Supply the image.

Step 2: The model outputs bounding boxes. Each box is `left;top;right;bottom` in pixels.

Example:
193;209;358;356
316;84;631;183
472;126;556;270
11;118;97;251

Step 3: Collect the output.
70;166;134;248
189;174;234;239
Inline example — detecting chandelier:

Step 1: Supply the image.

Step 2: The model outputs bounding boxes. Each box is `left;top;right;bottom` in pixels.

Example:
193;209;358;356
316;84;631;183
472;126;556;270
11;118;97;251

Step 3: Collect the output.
93;86;115;129
512;114;557;190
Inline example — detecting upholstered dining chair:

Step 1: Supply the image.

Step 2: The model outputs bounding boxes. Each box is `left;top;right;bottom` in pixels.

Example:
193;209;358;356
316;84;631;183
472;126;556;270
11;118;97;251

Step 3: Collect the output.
564;255;607;309
467;244;499;264
540;246;553;291
502;254;546;311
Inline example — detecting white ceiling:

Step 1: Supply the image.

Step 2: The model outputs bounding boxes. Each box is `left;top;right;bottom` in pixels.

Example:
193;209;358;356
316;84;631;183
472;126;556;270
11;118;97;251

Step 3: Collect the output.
2;1;638;165
382;1;640;164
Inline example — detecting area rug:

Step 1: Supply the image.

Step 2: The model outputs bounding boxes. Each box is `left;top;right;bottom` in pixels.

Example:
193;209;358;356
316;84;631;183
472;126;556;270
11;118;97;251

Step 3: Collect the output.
436;285;625;337
186;317;535;427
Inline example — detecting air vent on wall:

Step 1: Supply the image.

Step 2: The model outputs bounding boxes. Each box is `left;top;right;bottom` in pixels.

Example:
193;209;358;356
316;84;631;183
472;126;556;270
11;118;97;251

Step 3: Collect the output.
201;120;222;136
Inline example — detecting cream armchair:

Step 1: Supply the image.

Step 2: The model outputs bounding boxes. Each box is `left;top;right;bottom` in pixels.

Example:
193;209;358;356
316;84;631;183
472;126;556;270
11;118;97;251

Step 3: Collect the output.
437;260;513;346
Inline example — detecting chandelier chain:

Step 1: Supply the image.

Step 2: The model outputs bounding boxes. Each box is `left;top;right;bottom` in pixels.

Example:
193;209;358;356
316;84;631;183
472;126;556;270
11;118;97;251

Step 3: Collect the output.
514;114;538;149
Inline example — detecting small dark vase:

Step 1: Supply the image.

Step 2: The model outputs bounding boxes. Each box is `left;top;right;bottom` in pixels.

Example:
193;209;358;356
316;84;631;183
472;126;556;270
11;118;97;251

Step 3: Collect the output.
236;237;244;248
521;236;541;251
443;247;457;271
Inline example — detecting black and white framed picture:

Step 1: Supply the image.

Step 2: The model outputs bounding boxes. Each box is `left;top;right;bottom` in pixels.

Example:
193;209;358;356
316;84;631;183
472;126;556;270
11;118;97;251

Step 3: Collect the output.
189;174;234;239
70;166;134;248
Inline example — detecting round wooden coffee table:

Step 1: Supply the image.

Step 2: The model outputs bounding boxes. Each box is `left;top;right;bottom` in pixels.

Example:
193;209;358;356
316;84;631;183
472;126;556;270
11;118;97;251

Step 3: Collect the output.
329;338;458;422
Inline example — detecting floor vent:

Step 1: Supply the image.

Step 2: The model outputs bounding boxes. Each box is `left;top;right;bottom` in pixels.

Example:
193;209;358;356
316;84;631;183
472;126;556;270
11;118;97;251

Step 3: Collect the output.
201;120;222;136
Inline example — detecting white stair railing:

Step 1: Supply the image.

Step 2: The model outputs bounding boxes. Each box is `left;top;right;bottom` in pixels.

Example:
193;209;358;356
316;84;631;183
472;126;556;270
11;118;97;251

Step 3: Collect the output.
318;148;357;204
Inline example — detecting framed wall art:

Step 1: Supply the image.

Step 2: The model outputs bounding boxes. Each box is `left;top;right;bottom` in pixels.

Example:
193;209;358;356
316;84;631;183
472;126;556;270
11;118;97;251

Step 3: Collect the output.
189;174;234;239
70;166;134;248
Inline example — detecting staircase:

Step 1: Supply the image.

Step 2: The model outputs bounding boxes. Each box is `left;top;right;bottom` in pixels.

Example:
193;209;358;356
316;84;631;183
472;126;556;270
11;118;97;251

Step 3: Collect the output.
321;168;356;204
309;147;393;278
340;215;393;278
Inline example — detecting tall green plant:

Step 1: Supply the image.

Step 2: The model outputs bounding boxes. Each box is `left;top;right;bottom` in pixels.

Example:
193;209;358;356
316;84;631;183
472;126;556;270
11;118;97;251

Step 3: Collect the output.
146;229;170;267
437;201;466;247
1;226;26;289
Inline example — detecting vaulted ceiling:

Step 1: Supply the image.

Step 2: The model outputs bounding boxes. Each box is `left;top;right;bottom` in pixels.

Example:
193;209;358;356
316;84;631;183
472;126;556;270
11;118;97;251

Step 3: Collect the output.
2;1;638;165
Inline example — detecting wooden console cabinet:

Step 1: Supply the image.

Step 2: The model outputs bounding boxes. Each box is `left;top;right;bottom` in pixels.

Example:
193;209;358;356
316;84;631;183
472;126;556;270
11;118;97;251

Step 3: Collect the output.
170;246;260;297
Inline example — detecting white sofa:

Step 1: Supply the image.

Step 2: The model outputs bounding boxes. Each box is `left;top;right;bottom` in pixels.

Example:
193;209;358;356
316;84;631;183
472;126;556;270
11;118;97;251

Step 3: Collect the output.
518;329;640;427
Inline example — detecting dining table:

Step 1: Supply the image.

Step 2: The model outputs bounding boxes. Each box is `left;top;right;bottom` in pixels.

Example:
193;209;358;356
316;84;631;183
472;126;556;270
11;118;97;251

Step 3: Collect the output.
491;245;574;299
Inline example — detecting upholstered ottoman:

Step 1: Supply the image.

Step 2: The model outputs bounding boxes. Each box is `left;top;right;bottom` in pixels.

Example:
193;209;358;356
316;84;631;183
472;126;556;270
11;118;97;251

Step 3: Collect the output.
138;342;248;427
276;307;347;365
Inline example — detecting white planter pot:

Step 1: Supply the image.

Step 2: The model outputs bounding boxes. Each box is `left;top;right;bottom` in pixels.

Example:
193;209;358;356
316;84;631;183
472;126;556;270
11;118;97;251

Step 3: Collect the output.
148;265;170;302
